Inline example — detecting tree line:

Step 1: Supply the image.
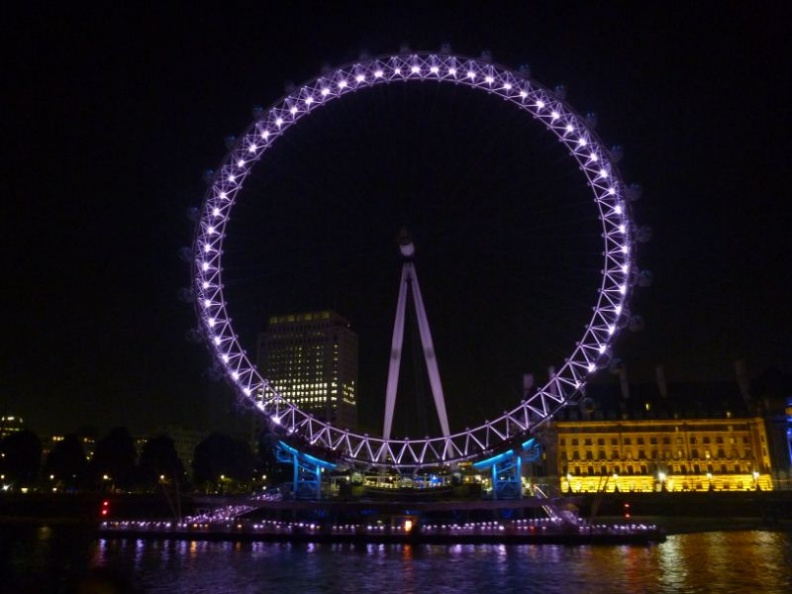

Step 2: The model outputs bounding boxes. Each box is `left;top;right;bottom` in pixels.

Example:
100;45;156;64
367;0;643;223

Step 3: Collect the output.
0;426;283;494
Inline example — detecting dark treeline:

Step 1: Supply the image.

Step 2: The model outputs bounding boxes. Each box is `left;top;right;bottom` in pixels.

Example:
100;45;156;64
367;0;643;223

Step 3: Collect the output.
0;426;284;494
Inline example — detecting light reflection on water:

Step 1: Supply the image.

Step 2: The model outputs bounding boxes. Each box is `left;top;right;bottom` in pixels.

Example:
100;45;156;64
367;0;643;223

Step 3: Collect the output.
2;528;791;593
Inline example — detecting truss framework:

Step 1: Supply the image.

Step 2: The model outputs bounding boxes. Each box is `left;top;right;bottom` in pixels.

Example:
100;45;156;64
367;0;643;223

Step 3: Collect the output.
193;52;637;471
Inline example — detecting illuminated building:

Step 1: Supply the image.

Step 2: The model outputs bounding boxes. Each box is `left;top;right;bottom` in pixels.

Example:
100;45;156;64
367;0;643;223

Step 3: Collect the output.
0;414;25;439
546;380;774;492
257;311;358;430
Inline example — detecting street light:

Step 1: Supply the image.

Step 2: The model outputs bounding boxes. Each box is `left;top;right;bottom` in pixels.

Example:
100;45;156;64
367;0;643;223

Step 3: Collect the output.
658;471;667;492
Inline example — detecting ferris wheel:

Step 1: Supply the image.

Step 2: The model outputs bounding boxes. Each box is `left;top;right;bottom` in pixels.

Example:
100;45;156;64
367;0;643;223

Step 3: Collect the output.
191;50;643;471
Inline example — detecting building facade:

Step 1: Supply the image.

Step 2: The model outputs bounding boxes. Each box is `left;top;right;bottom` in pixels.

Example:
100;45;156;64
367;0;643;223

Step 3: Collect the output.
257;311;358;430
545;382;774;493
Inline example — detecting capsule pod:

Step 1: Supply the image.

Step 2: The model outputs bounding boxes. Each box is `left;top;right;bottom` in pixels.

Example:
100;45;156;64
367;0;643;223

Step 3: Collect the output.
637;270;654;287
636;225;653;243
626;183;643;202
628;315;645;332
554;84;567;100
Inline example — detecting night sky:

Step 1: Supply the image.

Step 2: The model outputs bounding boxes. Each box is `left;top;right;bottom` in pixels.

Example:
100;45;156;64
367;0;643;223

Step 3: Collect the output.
6;3;791;437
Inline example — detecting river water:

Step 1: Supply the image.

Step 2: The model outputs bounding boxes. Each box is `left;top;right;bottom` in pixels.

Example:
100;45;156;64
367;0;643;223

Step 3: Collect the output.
2;526;790;593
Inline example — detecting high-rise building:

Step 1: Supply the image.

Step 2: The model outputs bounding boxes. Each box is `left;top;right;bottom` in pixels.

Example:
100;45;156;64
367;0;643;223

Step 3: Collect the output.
257;311;358;430
0;414;25;439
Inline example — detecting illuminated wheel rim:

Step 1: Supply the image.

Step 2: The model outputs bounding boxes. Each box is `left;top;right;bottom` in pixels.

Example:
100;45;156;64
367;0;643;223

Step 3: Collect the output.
193;52;636;470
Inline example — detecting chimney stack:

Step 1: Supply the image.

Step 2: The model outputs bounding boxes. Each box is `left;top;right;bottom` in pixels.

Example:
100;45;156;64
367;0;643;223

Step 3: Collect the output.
655;364;668;399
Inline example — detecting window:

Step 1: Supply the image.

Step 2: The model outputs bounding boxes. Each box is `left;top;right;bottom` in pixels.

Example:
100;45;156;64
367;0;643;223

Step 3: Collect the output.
623;437;632;445
571;438;579;446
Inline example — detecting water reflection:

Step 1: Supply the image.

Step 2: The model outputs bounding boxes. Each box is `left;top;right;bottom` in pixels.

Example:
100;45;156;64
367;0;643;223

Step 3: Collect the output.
3;526;791;593
658;532;792;593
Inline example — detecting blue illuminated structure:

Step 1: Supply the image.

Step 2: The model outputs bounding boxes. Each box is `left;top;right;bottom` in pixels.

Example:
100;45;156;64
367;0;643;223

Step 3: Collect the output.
276;441;337;500
786;398;792;470
472;438;542;500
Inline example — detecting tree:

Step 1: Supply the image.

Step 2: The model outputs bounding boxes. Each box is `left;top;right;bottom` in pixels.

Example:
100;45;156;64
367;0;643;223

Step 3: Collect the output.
192;432;255;492
138;434;185;489
1;430;42;485
90;427;137;490
45;433;87;489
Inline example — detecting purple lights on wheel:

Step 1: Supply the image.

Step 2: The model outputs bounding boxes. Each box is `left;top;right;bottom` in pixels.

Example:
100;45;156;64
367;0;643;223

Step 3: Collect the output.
192;52;637;470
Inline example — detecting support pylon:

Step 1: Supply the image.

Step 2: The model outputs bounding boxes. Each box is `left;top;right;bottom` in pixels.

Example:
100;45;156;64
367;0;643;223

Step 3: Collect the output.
382;230;451;443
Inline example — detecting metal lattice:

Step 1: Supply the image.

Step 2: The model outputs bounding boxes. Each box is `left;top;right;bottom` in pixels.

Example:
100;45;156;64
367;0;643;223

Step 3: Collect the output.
192;52;637;471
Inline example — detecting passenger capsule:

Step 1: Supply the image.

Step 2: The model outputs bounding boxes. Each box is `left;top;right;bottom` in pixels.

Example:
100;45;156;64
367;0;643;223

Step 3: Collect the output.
628;315;645;332
626;183;643;202
637;270;654;287
636;225;653;243
554;85;567;100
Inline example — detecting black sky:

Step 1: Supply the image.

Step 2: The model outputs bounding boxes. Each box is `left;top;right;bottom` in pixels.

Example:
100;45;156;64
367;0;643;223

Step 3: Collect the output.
5;2;791;436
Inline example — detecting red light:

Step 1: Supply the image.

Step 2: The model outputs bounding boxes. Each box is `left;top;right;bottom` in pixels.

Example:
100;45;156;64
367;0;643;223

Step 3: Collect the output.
101;500;110;517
